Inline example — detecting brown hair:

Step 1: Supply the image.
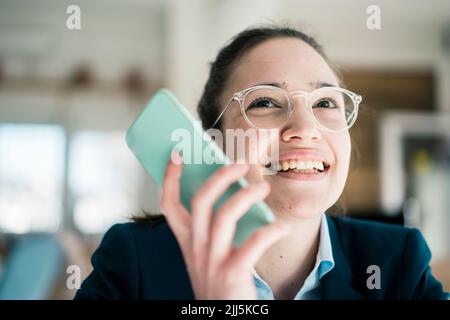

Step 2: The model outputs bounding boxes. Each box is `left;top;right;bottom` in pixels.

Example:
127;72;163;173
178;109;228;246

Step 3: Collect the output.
197;24;329;131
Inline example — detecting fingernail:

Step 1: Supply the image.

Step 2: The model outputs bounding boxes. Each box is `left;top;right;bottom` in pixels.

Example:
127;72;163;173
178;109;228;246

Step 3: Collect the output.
170;150;182;165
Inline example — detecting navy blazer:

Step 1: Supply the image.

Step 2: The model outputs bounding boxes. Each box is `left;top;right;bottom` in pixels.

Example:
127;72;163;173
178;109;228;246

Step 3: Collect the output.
74;216;449;300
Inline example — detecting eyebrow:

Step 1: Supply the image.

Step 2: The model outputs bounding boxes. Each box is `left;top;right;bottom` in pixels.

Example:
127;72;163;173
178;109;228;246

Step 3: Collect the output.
252;81;337;90
311;81;337;89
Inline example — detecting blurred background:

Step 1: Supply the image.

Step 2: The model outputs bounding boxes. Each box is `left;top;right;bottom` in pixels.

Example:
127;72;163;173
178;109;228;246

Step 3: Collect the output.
0;0;449;299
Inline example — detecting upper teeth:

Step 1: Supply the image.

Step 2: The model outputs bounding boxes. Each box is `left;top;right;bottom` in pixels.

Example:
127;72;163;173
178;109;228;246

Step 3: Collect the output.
272;160;325;171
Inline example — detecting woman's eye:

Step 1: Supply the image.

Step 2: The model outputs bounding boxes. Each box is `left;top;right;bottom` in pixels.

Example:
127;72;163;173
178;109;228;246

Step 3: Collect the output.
248;98;280;109
314;99;337;109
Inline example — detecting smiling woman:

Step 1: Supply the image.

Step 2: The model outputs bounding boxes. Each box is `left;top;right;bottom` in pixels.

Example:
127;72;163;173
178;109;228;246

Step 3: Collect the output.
74;25;449;300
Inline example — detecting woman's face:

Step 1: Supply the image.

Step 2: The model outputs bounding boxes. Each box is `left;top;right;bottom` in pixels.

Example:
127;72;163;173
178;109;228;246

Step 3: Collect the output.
220;37;351;220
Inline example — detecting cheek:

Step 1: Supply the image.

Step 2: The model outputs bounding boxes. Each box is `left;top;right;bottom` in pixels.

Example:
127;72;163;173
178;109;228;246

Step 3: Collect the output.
222;118;276;165
331;134;351;192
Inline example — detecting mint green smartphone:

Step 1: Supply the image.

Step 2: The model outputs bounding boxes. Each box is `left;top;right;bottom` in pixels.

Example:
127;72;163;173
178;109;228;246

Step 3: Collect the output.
126;89;275;246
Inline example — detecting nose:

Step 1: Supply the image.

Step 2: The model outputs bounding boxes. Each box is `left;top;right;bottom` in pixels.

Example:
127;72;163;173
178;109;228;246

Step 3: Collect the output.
280;94;322;142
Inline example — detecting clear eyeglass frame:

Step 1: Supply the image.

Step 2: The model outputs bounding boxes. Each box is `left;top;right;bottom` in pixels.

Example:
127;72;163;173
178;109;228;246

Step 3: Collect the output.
210;84;363;133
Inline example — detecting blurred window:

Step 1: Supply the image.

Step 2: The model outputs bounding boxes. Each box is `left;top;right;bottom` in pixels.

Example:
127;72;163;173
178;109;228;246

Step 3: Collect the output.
69;131;141;234
0;126;143;235
0;124;65;233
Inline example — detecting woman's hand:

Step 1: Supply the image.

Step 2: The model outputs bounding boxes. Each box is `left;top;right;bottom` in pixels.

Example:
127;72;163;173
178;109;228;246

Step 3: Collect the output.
160;151;290;299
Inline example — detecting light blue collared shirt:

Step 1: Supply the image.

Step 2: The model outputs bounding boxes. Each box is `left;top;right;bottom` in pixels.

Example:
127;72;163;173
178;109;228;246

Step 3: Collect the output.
253;213;335;300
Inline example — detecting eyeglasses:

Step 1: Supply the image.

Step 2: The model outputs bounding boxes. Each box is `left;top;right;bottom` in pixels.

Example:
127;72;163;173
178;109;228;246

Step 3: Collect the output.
211;85;362;133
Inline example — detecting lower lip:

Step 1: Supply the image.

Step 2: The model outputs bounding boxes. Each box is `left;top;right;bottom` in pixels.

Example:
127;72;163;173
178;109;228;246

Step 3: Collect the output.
275;168;329;181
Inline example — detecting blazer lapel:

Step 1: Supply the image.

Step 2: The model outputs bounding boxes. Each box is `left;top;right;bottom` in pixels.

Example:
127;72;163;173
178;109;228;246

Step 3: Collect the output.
321;216;365;300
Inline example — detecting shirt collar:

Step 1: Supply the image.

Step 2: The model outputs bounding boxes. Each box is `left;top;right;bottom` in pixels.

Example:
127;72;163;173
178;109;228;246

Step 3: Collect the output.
316;213;335;279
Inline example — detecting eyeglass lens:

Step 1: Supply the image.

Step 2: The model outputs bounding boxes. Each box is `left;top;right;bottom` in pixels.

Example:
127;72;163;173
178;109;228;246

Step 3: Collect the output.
242;87;356;131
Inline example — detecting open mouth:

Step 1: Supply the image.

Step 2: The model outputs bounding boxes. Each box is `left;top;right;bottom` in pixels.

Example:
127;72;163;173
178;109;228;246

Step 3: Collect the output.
264;159;331;174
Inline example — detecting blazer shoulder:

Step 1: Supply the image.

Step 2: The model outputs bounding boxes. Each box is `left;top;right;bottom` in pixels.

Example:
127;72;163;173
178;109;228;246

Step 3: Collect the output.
117;218;175;246
75;218;180;300
329;215;419;264
102;219;181;262
328;215;448;299
329;215;412;255
74;223;141;299
119;219;193;299
330;215;409;237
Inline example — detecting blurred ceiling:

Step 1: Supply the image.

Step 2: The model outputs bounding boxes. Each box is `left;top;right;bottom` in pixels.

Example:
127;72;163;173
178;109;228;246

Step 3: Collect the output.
0;0;449;107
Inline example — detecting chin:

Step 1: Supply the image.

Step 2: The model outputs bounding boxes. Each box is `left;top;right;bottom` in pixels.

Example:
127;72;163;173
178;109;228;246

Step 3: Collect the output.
285;209;323;220
266;194;327;220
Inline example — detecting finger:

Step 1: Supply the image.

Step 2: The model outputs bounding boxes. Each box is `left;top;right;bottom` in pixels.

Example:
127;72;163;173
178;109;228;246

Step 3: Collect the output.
208;181;270;266
190;164;249;262
161;151;191;237
226;222;291;270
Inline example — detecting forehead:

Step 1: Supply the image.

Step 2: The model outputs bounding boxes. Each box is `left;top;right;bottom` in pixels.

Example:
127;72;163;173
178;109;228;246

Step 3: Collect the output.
227;37;338;93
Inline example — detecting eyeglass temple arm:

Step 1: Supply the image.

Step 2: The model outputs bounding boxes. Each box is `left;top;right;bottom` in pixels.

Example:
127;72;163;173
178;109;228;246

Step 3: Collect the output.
209;97;235;129
345;89;362;104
